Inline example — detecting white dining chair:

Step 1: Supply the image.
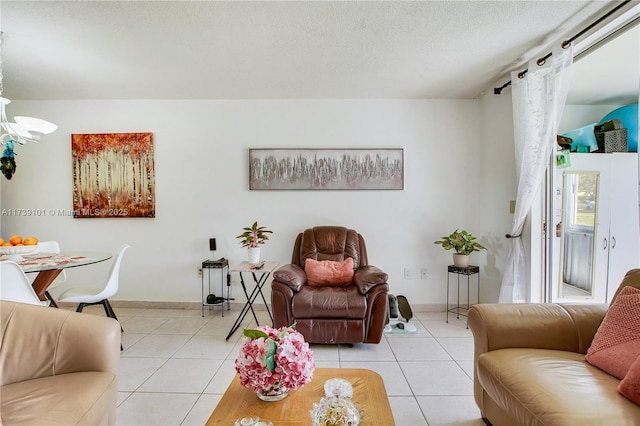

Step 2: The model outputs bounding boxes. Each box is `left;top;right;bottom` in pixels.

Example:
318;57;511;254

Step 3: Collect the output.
55;244;129;321
55;244;129;350
33;240;66;307
0;261;50;306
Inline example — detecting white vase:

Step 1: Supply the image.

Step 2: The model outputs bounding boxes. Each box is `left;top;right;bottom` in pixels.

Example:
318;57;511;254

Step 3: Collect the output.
453;254;470;268
247;247;261;264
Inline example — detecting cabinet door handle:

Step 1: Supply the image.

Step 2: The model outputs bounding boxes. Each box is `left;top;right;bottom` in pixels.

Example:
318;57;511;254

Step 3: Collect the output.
611;236;617;249
603;237;608;250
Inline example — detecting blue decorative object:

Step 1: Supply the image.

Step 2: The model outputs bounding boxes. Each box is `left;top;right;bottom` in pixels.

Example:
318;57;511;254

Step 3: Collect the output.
562;123;599;152
1;140;17;180
599;104;638;152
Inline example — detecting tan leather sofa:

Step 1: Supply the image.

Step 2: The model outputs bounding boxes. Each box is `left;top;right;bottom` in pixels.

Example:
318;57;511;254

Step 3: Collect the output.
1;301;121;425
271;226;389;344
468;270;640;425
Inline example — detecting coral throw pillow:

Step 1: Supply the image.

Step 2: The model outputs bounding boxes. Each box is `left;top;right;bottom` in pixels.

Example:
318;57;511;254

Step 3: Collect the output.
619;355;640;405
585;286;640;379
306;258;354;287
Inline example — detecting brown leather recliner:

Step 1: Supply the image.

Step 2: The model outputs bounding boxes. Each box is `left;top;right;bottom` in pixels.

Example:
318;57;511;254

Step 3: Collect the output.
271;226;389;344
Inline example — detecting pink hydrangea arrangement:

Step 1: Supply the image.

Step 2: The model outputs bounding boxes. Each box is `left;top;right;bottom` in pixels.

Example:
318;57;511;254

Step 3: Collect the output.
235;324;315;393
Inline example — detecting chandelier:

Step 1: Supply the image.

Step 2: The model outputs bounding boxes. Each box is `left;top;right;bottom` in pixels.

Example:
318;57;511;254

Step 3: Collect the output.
0;32;57;179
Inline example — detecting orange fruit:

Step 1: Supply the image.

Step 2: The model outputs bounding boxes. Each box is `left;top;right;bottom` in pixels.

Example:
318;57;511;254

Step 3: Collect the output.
14;243;24;246
0;238;4;245
9;235;22;245
23;237;38;245
2;242;12;246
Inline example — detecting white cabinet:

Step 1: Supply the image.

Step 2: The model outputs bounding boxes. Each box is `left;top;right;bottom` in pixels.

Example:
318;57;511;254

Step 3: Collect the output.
598;153;640;301
552;153;639;303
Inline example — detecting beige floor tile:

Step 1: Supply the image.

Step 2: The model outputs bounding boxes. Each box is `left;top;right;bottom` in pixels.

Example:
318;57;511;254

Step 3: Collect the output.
123;334;191;358
152;317;212;334
132;308;202;317
243;310;275;327
388;337;452;361
116;392;199;426
400;361;473;396
121;332;145;350
437;337;475;361
174;335;238;359
182;393;223;426
457;360;475;380
111;307;155;317
388;396;428;425
204;359;237;394
118;357;167;391
415;311;447;321
308;344;340;361
196;314;252;337
117;392;132;407
417;395;484;425
339;339;396;362
314;360;341;369
138;358;223;393
422;320;473;338
120;316;170;334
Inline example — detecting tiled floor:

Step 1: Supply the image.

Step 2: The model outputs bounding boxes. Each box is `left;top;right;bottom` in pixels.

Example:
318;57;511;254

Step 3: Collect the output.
83;305;483;425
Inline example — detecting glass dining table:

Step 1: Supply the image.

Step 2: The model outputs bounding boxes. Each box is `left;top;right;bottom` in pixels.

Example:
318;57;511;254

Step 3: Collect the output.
1;251;113;301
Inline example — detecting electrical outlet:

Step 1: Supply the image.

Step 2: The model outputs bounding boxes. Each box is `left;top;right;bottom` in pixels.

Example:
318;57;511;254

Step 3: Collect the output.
421;268;428;279
404;268;412;280
197;267;203;278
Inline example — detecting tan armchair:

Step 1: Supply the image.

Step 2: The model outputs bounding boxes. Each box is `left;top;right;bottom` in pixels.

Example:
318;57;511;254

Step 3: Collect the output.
1;301;121;425
271;226;389;344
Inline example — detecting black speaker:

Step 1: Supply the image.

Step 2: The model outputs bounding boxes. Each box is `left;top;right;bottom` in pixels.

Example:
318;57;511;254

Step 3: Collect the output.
388;294;398;318
209;238;216;251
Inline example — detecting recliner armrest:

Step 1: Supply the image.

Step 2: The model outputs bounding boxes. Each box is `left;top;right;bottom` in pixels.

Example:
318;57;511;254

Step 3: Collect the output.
273;264;306;292
354;265;388;294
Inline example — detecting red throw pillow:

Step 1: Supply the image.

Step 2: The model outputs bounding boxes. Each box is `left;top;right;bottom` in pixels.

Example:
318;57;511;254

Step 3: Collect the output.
619;355;640;405
305;258;354;287
585;286;640;379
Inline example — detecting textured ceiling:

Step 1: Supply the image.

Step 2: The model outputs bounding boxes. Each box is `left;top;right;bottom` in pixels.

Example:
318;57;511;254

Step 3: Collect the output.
0;1;635;101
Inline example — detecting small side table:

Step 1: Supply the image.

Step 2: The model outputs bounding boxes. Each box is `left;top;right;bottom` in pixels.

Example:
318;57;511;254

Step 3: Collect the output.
201;258;231;317
226;261;279;341
446;265;480;326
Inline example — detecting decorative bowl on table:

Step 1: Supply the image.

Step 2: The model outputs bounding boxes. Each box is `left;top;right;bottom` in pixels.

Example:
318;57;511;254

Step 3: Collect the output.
310;378;362;426
0;244;39;261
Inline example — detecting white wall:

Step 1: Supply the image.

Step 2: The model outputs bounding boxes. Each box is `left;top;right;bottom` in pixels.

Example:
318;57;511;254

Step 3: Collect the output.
477;91;517;303
1;98;515;307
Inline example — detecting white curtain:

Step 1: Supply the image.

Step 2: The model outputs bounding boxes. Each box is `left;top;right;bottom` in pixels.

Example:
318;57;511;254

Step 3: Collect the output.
499;45;574;303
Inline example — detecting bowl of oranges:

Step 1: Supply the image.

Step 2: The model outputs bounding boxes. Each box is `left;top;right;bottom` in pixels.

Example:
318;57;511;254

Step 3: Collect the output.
0;235;39;260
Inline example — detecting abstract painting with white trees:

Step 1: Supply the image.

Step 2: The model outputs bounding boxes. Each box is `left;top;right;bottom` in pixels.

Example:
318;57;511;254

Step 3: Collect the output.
249;148;403;190
72;133;156;218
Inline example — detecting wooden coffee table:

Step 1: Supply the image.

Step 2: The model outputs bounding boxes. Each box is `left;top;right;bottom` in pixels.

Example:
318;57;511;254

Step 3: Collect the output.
206;367;395;425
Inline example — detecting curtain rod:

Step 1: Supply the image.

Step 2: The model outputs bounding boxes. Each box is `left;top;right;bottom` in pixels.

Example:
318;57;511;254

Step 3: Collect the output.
494;0;632;95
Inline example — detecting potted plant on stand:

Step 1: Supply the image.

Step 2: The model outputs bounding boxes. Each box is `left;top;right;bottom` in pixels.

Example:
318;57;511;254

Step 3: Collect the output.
237;221;273;265
434;229;486;267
